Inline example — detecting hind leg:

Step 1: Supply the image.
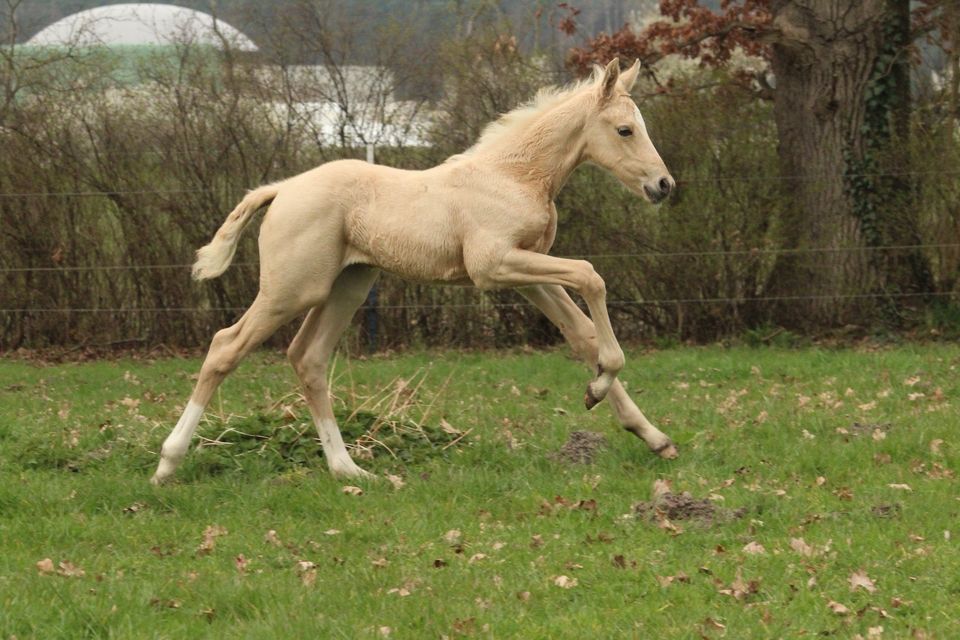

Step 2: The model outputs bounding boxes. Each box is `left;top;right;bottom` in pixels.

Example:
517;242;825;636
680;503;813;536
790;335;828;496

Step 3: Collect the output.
287;266;380;479
151;295;299;485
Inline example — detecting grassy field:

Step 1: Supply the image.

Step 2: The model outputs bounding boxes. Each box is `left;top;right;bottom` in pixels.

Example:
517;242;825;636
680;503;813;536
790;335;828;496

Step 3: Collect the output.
1;344;958;638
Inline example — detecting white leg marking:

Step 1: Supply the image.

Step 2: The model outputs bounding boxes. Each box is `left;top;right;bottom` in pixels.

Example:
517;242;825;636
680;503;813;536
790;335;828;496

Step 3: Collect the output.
316;418;373;479
151;400;204;485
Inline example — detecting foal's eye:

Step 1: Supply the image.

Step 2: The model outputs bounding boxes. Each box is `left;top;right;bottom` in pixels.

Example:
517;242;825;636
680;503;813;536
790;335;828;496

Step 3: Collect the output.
617;126;633;137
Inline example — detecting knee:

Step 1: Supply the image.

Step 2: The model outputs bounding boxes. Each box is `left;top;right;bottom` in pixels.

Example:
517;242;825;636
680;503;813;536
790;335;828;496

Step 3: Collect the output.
578;264;605;298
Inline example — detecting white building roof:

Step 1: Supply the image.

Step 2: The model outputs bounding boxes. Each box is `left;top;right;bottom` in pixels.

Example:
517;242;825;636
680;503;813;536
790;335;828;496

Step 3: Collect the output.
26;3;258;51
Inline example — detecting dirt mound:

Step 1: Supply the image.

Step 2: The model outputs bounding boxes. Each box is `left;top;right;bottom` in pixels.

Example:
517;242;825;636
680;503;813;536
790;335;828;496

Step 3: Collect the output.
551;431;607;464
634;484;746;527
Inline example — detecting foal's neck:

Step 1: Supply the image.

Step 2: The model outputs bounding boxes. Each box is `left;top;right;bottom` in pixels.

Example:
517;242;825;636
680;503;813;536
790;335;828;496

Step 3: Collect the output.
488;93;589;201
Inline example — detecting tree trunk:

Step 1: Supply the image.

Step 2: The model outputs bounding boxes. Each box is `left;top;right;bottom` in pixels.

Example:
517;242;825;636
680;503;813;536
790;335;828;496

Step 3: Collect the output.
766;0;889;326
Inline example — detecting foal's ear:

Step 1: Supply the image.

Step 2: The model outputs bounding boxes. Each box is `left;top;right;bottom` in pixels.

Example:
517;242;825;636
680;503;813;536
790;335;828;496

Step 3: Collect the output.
621;58;641;92
598;57;620;103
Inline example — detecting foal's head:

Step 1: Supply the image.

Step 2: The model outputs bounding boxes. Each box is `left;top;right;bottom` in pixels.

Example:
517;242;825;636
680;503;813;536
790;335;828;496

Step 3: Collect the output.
582;59;674;204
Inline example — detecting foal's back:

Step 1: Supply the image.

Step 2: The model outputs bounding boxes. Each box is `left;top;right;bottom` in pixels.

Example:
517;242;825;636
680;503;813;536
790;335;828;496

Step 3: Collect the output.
259;157;536;287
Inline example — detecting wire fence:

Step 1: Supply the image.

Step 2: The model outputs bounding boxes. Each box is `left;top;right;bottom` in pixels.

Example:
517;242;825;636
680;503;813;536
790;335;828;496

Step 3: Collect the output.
3;245;959;273
2;167;960;199
1;290;954;315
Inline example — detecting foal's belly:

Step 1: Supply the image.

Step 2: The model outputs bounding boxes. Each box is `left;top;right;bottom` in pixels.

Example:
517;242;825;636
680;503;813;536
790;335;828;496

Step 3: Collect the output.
345;206;471;284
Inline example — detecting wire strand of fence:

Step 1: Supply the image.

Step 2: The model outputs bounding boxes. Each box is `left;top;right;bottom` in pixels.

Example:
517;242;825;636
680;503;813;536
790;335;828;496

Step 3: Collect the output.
4;243;959;273
1;290;954;314
3;168;960;199
0;187;216;198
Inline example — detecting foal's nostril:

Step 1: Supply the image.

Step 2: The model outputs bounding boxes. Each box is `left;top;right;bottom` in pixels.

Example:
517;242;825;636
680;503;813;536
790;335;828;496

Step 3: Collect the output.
658;176;672;196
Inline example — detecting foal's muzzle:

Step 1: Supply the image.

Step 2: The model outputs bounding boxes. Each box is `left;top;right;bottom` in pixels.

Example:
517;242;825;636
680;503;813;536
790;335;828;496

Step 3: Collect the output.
644;175;675;204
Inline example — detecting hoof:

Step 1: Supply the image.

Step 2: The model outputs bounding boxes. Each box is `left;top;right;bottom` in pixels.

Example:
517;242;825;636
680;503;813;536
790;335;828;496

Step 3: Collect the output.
329;459;377;481
584;388;601;411
652;442;679;459
149;473;167;486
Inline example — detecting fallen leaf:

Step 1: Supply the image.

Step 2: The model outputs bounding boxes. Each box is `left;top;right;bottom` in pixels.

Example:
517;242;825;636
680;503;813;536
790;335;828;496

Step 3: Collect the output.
849;569;877;593
295;560;317;586
468;553;487;564
341;485;363;496
378;626;392;637
264;530;282;546
929;439;944;455
197;525;227;556
553;575;578;589
56;561;85;578
717;567;758;600
656;571;690;587
371;557;389;568
324;529;341;536
385;474;405;490
702;617;727;632
790;537;817;557
655;509;683;536
516;591;531;602
652;478;672;500
742;541;766;555
443;529;462;545
36;558;55;575
888;483;912;491
235;554;249;574
828;600;852;616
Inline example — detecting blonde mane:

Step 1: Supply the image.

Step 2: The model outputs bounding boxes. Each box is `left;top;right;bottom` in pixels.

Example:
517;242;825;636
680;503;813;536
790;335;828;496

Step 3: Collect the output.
458;70;603;158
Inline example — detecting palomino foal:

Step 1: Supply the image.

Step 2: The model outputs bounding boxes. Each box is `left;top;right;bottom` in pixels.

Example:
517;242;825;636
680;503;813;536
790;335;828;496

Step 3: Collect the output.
152;58;677;484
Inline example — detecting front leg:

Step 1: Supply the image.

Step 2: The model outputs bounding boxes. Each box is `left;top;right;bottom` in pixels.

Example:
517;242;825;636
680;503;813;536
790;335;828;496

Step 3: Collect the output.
472;248;624;408
519;284;677;458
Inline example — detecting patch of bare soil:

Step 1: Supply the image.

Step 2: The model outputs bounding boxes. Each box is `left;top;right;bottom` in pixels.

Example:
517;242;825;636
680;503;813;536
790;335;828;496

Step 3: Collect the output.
634;488;746;527
551;431;607;464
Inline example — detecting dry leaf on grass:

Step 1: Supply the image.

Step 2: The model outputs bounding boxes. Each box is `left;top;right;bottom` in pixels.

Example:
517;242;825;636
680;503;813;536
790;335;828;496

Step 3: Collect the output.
385;474;405;490
295;561;317;587
888;483;912;491
553;575;578;589
264;530;282;546
789;537;817;557
828;600;852;616
849;569;878;593
656;572;690;587
742;541;766;555
56;561;85;578
341;485;364;496
36;558;55;575
717;568;759;600
197;525;227;556
443;529;462;545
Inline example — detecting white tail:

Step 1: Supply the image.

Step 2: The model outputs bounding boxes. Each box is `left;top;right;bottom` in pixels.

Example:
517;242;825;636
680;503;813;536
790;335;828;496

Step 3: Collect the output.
192;184;280;280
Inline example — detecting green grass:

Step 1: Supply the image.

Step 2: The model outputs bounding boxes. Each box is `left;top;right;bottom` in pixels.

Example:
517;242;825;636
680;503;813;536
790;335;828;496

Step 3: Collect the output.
1;345;958;638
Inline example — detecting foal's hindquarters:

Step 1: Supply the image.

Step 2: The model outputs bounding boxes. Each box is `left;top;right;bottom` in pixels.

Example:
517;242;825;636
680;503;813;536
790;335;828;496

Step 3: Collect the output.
152;166;379;484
